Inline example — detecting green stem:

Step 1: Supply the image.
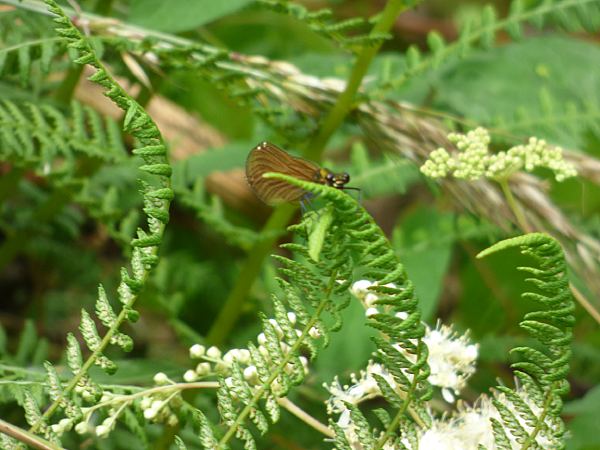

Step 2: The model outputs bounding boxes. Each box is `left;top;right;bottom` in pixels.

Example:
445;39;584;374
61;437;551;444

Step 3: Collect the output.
304;0;410;161
0;418;63;450
206;204;296;345
497;177;532;233
53;65;84;105
206;0;409;344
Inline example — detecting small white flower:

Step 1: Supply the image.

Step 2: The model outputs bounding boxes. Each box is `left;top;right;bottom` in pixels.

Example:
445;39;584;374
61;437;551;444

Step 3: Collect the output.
74;421;89;435
308;327;321;339
206;346;222;359
95;425;110;438
153;372;169;385
365;307;379;317
183;369;197;382
189;344;206;358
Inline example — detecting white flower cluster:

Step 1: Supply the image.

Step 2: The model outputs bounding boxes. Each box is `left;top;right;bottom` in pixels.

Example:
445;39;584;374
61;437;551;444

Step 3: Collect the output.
183;312;311;394
420;127;577;182
415;386;560;450
350;280;478;400
140;377;181;428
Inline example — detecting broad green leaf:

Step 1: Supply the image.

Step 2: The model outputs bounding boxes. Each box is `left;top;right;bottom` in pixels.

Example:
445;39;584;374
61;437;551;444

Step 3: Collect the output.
128;0;252;32
392;207;455;321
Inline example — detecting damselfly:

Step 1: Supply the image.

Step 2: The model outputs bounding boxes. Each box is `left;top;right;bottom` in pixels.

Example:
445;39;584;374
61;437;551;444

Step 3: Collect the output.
246;142;357;204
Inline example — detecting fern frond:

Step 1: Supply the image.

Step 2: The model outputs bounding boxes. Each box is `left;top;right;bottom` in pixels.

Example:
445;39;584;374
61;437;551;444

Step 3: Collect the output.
478;232;574;449
495;89;600;143
19;0;173;438
378;0;600;94
177;179;266;251
0;100;126;173
0;9;65;86
257;0;391;52
261;173;431;449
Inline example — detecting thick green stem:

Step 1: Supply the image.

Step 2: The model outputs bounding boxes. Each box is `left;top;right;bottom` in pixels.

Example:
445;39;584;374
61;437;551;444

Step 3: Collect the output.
207;0;409;344
304;0;410;161
498;177;532;233
0;419;63;450
206;204;296;345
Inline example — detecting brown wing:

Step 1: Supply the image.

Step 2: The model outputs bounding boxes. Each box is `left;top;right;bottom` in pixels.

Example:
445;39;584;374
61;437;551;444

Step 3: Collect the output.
246;142;319;204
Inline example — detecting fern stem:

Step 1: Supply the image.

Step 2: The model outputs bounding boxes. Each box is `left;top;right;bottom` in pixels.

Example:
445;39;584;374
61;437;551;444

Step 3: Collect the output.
519;381;557;450
217;270;339;448
498;177;532;233
304;0;411;161
374;360;426;449
206;203;296;345
0;418;63;450
277;397;335;438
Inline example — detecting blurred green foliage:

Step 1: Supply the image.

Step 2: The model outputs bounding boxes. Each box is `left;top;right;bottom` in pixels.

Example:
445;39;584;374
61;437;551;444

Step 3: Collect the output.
1;0;600;448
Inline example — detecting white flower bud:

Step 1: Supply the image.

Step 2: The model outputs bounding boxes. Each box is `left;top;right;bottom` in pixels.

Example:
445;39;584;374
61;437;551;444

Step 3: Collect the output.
75;421;89;435
365;307;379;317
140;397;152;409
153;372;169;385
96;425;110;438
237;349;251;364
243;365;258;381
308;327;320;339
144;407;157;420
206;346;222;359
287;312;297;324
189;344;206;358
151;400;163;411
167;414;179;427
257;333;267;345
183;370;197;382
196;362;211;375
351;280;372;298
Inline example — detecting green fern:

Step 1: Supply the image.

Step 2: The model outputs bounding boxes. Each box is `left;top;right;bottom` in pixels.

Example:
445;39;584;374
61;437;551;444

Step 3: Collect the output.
0;100;125;172
478;233;574;449
257;0;395;52
234;173;431;450
376;0;600;95
0;10;67;86
15;0;173;440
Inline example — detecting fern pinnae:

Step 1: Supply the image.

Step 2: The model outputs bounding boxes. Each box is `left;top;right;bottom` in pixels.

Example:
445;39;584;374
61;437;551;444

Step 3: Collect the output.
478;232;574;449
22;0;173;436
265;173;432;448
377;0;600;94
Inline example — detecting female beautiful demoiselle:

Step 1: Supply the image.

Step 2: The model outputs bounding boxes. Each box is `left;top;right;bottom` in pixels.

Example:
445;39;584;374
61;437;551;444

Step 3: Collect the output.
246;142;354;204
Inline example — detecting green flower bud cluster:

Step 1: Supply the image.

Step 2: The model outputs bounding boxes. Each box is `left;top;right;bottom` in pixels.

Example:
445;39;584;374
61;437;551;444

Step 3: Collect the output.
420;127;577;182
